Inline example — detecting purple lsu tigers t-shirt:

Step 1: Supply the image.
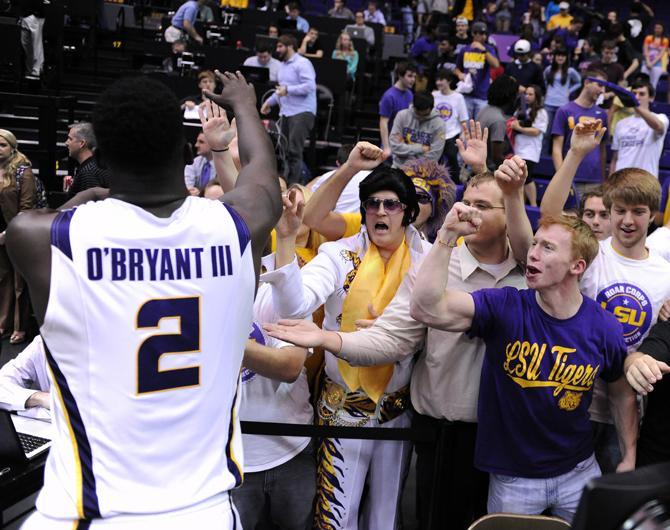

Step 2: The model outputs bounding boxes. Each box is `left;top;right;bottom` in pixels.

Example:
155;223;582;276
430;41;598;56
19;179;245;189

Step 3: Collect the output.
468;287;626;478
379;86;414;135
551;101;608;183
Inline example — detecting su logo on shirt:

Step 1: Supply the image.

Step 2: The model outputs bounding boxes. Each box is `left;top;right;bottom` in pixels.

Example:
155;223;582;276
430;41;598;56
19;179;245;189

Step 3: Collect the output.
596;283;652;348
242;322;266;383
436;103;453;121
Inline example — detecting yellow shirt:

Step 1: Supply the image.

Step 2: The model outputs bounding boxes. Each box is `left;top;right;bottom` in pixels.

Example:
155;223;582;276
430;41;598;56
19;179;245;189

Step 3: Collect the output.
547;13;573;30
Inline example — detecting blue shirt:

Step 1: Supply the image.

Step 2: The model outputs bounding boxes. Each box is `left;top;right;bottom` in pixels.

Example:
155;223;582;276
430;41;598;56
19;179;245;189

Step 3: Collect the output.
551;100;608;182
287;15;309;33
456;44;498;101
171;0;199;30
379;86;413;133
364;9;386;25
469;287;626;478
266;53;316;117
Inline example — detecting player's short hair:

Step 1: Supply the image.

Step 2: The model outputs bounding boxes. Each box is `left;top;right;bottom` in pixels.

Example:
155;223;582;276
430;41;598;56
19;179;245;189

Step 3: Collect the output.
601;40;616;51
579;184;604;214
413;91;434;112
603;168;661;212
583;67;607;81
631;78;656;98
68;122;97;150
278;34;297;49
487;75;518;108
538;215;600;267
359;165;419;226
93;76;184;174
395;61;417;78
198;70;215;82
466;171;497;189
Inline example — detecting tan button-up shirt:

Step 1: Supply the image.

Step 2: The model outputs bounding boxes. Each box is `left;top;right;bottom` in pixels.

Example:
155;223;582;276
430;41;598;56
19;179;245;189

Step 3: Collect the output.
338;242;525;422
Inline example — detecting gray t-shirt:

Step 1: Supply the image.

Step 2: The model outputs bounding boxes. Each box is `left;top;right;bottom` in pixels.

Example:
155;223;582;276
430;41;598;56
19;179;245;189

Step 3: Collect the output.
476;104;511;170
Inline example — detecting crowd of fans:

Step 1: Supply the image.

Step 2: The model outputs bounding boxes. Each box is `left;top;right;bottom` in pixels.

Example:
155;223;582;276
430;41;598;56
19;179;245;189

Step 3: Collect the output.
2;0;670;528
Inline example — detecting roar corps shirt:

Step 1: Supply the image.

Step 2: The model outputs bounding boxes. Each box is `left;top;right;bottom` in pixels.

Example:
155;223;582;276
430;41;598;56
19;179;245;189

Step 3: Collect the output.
468;287;626;478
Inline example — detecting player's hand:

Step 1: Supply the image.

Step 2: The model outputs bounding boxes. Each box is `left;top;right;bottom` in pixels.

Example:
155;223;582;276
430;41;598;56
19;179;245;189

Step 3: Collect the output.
437;202;482;242
25;391;50;410
470;40;485;51
659;299;670;321
199;99;237;151
264;319;326;348
616;457;636;473
625;352;670;395
456;120;489;173
204;70;256;110
260;101;271;115
494;156;528;196
422;144;430;153
184;100;197;110
569;120;607;158
354;304;380;330
187;186;200;196
345;141;388;172
276;85;288;97
276;188;305;239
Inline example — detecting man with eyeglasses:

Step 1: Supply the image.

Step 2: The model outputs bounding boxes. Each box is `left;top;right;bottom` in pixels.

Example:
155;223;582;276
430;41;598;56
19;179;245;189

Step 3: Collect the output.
264;125;526;530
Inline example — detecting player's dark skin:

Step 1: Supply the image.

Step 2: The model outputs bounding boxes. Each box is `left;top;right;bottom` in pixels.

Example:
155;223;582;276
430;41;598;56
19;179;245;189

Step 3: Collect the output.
5;71;282;326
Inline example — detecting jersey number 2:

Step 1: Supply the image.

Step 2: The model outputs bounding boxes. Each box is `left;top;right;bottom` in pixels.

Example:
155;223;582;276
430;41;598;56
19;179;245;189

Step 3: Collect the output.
136;297;201;394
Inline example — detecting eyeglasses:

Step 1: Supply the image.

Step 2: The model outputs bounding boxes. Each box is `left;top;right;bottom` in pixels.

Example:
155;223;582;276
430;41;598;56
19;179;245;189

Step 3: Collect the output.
362;197;407;214
416;193;432;205
462;199;505;211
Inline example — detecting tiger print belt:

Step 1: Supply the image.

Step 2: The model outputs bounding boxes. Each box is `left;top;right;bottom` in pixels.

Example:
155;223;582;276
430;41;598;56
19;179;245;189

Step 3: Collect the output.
317;377;410;427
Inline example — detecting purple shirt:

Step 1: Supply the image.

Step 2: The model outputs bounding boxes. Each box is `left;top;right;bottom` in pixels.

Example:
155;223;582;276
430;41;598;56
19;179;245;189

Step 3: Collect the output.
468;287;626;478
551;101;608;182
456;44;498;100
379;86;413;132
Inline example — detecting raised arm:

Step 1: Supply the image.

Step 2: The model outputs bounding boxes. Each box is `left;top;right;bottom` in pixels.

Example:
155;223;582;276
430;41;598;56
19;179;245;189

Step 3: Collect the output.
206;71;282;277
199;100;239;192
302;141;387;240
494;156;534;264
456;120;489;174
274;188;306;269
541;121;607;217
409;203;480;331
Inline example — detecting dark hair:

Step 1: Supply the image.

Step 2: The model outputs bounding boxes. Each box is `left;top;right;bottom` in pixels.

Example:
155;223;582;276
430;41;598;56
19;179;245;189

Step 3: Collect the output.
631;78;656;98
278;34;297;49
583;67;607;80
608;22;625;38
395;61;417;78
256;44;273;54
413;91;434;112
601;40;616;51
436;68;458;90
93;76;184;174
517;84;544;125
336;143;354;165
579;184;604;214
288;2;300;11
359;166;419;226
547;48;570;86
487;75;518;109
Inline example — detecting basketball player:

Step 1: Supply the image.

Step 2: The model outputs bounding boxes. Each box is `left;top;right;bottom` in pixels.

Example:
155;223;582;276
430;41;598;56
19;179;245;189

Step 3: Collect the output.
6;72;281;529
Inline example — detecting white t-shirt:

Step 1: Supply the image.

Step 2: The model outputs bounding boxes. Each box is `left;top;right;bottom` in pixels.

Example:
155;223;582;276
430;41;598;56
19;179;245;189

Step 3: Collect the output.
431;90;469;140
612;113;669;176
647;226;670;263
310;169;371;213
239;283;313;473
513;108;549;163
580;237;670;422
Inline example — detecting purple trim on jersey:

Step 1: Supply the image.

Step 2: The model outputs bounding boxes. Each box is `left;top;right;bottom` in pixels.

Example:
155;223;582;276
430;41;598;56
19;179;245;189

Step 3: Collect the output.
229;493;238;530
51;209;76;261
223;203;251;257
44;344;101;520
225;387;243;488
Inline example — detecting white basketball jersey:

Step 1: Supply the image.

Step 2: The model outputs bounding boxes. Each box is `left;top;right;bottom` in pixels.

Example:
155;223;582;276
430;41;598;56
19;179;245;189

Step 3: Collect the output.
38;197;255;521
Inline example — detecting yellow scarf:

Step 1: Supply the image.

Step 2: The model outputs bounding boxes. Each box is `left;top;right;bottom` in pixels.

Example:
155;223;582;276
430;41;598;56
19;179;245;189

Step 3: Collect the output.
338;238;411;403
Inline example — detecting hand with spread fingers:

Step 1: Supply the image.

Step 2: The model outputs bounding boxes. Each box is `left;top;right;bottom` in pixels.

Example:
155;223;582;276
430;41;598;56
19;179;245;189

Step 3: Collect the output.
203;70;256;110
625;352;670;395
456;119;489;173
569;119;607;158
264;319;327;348
346;141;388;172
276;188;306;240
199;99;237;151
494;156;528;196
437;202;482;245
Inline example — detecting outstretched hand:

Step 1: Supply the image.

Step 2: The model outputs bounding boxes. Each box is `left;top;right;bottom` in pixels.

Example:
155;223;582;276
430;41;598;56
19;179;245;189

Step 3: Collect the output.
494;156;528;196
199;99;237;151
625;353;670;395
275;188;306;239
456;120;489;172
437;202;482;242
569;120;607;158
346;141;388;172
264;319;326;348
203;70;256;110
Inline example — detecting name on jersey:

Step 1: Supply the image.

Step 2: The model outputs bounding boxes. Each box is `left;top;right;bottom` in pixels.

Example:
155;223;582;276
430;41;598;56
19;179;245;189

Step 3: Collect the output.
86;246;233;281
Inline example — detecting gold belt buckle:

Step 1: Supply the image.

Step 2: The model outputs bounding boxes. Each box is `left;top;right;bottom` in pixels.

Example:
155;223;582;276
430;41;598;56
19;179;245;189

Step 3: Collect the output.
324;381;346;410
